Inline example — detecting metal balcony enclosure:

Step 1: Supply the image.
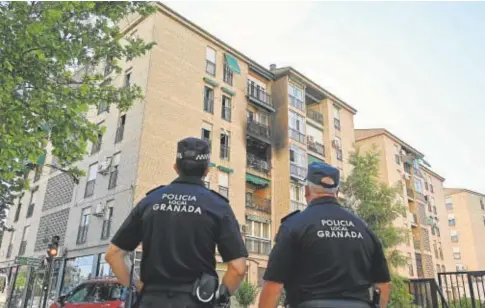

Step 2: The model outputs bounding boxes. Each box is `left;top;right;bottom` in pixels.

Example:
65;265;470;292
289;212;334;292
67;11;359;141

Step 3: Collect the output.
306;109;323;125
245;237;271;255
289;128;305;143
290;163;306;180
247;153;270;173
246;196;271;214
307;137;325;156
247;118;271;140
247;80;273;110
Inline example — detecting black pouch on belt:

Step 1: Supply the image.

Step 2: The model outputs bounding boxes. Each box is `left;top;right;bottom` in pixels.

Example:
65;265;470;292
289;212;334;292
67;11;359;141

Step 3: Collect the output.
192;273;219;304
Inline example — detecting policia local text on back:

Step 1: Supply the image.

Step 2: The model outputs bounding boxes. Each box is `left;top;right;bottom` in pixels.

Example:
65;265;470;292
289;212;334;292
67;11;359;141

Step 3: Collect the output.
105;137;248;308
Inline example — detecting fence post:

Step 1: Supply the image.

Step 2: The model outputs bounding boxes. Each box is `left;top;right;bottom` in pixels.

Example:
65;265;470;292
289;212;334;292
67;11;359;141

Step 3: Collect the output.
467;272;477;308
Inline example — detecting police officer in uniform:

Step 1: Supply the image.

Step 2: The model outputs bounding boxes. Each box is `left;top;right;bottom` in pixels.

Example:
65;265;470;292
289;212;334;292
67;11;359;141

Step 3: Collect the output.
259;162;391;308
105;137;248;308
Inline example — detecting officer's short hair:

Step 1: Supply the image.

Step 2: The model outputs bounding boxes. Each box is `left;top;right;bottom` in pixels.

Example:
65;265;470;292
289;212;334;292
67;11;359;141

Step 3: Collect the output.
176;137;211;177
308;182;338;195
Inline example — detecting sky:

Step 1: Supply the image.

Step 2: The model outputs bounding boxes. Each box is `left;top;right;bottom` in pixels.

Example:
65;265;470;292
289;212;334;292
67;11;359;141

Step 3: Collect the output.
166;1;485;193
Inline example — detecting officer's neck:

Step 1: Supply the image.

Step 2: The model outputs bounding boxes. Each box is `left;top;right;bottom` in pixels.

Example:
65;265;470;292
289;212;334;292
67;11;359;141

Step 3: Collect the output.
306;193;337;204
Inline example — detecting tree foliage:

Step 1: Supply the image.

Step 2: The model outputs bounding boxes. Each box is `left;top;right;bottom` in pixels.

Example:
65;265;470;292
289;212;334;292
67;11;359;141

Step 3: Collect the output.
234;280;258;308
0;1;156;207
340;147;413;307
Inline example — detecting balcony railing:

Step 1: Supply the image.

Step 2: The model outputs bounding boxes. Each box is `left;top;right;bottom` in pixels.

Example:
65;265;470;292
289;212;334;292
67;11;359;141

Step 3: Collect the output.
18;241;27;256
246;196;271;214
219;186;229;198
6;244;13;259
247;119;271;140
245;237;271;255
307;137;325;156
115;125;124;143
290;163;306;180
247;81;272;109
77;225;89;244
306;109;323;125
247;153;271;173
289;128;305;143
26;203;35;218
101;220;111;240
291;200;306;212
85;180;95;198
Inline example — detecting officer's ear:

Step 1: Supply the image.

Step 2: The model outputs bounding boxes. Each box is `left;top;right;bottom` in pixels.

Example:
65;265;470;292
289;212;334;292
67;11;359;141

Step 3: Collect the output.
173;163;180;175
203;166;210;177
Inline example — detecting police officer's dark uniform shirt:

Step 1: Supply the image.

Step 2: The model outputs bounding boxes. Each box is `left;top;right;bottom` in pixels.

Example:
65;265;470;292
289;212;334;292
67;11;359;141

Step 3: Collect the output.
264;163;391;307
111;177;248;286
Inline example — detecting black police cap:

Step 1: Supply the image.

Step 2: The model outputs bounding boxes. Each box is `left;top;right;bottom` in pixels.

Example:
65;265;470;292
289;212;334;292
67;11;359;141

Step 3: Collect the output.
307;162;340;189
176;137;211;163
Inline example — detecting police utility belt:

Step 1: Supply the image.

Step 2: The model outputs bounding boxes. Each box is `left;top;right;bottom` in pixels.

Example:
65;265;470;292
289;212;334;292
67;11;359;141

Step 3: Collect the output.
142;273;223;305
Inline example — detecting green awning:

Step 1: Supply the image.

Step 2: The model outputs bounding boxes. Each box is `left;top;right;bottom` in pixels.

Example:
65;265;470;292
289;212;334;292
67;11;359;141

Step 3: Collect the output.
37;152;47;165
39;123;51;132
308;154;324;164
209;162;216;167
217;165;234;174
245;173;270;187
221;87;236;97
203;77;219;87
224;54;241;74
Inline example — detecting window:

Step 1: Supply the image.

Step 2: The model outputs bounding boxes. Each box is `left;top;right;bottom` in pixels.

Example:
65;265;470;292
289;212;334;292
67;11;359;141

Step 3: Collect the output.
433;206;437;215
218;171;229;198
33;164;43;182
220;131;230;160
124;71;131;88
333;106;341;130
335;136;343;161
101;200;114;240
453;247;461;260
481;199;484;210
26;189;36;218
289;110;305;143
290;146;306;167
407;253;414;276
445;198;453;211
221;95;231;122
414;179;423;194
108;153;120;190
115;115;126;144
223;61;233;85
245;219;271;255
18;225;30;256
456;264;464;271
288;84;304;111
451;230;459;242
290;183;305;202
203;86;214;114
436;265;441;273
448;218;456;226
84;163;97;198
91;122;103;155
97;101;109;115
77;207;91;244
205;47;216;76
201;122;212;145
394;145;401;164
6;231;15;258
430;184;434;193
436;226;440;237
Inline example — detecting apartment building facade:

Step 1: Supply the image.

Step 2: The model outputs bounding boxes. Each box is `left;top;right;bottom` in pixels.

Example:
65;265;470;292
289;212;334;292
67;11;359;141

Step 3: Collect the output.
443;188;485;271
0;3;357;304
355;129;454;279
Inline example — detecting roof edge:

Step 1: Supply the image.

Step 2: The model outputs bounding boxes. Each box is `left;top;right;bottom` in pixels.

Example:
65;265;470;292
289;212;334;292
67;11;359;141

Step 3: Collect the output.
355;128;425;158
420;165;445;182
444;188;485;197
274;67;357;114
157;2;274;80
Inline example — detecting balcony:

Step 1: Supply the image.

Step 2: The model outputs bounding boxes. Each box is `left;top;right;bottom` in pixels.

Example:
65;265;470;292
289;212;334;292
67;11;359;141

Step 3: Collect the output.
246;196;271;214
307;137;325;156
247;153;271;174
306;109;323;125
291;200;306;212
245;237;271;255
247;118;271;140
290;163;306;180
77;225;88;244
247;81;273;111
289;128;305;144
18;241;27;256
415;192;426;203
289;95;304;111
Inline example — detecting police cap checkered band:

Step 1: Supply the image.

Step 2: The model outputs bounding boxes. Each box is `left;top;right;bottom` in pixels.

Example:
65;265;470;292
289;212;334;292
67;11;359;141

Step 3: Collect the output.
176;137;211;162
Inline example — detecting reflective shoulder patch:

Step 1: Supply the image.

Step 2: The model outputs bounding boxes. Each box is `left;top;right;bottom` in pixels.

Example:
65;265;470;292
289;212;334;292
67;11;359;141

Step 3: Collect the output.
281;210;301;223
210;189;229;203
146;185;165;196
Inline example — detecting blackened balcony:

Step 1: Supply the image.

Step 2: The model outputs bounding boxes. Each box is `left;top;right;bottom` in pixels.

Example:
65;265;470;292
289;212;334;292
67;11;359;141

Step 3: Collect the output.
306;109;323;125
307;137;325;156
247;118;271;141
247;80;273;111
290;163;306;180
289;128;305;144
246;196;271;214
247;153;271;174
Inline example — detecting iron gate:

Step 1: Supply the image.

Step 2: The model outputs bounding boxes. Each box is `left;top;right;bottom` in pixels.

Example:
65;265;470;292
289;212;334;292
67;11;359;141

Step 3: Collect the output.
408;278;449;308
438;271;485;308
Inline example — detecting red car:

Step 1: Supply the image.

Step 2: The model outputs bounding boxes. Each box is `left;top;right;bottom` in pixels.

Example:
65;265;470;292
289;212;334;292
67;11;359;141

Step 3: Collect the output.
50;278;129;308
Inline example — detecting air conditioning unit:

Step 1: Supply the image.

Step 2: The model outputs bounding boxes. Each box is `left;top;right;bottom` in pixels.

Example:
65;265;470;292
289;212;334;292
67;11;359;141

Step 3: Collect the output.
93;202;106;217
404;173;410;180
400;149;406;155
308;136;315;142
98;157;112;175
